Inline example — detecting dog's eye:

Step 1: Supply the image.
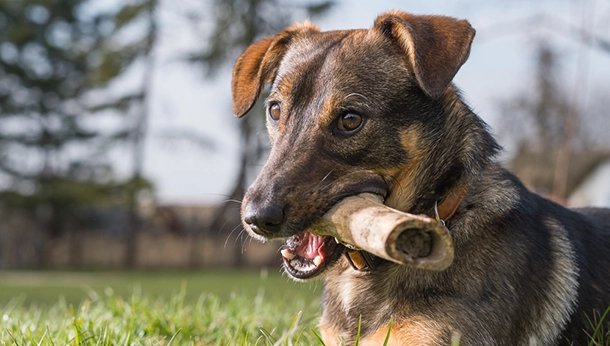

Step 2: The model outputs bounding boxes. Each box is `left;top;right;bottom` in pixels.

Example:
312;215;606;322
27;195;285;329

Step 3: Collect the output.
269;103;281;121
337;113;363;133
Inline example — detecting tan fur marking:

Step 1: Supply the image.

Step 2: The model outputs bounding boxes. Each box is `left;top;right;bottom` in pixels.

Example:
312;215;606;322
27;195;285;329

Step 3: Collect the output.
319;323;344;346
360;317;446;346
384;127;426;211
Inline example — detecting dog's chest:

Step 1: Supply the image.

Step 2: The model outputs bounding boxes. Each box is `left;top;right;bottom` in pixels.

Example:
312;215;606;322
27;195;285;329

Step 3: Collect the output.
321;265;394;338
334;270;378;315
321;268;451;345
321;263;456;345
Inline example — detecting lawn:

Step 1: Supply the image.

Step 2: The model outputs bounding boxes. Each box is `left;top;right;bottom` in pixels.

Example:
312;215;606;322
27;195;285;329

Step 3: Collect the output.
3;271;608;345
0;269;324;345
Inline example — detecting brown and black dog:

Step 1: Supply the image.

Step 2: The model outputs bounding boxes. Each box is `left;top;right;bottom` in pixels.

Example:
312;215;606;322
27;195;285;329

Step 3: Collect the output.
230;10;610;346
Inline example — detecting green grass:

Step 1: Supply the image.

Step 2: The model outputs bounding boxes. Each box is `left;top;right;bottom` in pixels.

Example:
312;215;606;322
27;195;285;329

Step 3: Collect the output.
0;270;323;345
0;270;321;307
2;271;608;345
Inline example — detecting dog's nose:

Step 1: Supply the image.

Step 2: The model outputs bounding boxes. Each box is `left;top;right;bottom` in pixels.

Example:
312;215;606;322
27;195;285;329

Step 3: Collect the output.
243;202;285;237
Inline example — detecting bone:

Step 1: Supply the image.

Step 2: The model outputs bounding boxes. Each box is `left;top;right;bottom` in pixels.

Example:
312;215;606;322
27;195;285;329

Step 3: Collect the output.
312;193;454;271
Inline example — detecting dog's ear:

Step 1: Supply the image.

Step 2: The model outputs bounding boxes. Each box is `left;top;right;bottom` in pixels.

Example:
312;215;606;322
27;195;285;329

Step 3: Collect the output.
373;11;475;99
232;22;320;117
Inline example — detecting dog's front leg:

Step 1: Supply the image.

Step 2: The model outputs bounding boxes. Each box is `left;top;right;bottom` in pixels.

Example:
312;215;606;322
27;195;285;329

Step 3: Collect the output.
321;317;451;346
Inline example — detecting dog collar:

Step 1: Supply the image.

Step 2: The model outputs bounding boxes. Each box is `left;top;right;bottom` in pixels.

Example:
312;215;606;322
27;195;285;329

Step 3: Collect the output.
436;186;468;223
344;186;468;271
344;248;383;270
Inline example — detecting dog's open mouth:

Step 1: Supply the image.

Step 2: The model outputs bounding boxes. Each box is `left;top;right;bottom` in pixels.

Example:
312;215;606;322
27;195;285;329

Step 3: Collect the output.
280;231;343;279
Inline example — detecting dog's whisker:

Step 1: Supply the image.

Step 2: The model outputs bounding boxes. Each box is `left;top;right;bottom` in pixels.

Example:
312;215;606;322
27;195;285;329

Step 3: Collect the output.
223;224;245;249
238;232;250;254
314;169;335;188
222;228;237;250
216;218;234;234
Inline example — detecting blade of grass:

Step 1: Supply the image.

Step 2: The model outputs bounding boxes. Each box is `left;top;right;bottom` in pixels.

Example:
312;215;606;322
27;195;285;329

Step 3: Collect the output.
45;326;56;346
275;311;303;345
311;329;327;346
354;315;362;346
382;318;393;346
260;327;276;344
6;329;19;346
587;305;610;346
167;329;182;345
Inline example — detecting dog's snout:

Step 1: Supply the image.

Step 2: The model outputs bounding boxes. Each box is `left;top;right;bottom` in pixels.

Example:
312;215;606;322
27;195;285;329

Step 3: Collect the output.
243;201;285;237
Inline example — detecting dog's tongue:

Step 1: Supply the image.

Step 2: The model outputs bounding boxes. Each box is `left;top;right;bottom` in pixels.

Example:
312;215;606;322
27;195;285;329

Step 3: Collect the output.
295;232;325;259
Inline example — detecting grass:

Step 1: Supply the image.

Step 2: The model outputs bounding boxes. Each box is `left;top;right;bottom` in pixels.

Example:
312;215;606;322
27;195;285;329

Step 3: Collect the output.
587;305;610;346
0;269;323;345
0;270;320;307
1;270;608;345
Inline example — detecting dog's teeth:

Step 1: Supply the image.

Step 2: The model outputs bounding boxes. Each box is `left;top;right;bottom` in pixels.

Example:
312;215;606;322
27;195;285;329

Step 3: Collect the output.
313;255;323;266
281;248;296;260
290;259;299;268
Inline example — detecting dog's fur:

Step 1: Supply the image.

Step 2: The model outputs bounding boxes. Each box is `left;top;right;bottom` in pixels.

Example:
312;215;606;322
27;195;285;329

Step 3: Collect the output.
231;11;610;345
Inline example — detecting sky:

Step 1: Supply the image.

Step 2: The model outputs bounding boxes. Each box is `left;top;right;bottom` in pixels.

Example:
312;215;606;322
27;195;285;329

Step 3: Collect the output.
136;0;610;206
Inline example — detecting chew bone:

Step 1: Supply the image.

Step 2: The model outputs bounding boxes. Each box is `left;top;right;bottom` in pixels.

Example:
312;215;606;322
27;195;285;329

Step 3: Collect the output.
312;193;454;271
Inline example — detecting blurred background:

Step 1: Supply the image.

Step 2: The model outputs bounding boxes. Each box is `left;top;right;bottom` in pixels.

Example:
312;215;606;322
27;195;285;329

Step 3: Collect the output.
0;0;609;275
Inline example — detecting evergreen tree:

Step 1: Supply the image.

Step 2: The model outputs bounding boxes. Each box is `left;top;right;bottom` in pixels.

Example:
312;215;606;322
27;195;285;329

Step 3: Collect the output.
0;0;156;267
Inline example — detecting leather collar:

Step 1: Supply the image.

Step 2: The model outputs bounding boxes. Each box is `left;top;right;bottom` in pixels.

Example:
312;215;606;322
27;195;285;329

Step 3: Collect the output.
344;186;468;271
436;186;468;222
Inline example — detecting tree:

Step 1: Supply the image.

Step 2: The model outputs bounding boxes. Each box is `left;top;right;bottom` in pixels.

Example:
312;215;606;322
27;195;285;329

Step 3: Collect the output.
0;0;155;267
91;0;160;268
499;42;610;202
481;0;610;203
188;0;334;260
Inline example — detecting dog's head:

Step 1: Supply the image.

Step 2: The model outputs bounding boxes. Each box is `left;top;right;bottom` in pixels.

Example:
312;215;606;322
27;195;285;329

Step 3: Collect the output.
231;11;485;280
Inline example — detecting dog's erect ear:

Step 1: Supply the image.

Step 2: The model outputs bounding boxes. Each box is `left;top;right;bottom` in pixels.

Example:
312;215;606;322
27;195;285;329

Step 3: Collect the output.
232;22;320;117
373;11;475;99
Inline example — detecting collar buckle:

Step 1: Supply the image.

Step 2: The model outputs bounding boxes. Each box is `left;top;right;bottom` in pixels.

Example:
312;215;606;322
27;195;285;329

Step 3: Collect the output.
434;201;446;227
344;250;379;271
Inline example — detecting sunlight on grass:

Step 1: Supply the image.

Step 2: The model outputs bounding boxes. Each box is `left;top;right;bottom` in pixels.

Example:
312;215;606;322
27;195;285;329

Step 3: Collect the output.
1;284;321;345
1;271;608;345
0;270;322;345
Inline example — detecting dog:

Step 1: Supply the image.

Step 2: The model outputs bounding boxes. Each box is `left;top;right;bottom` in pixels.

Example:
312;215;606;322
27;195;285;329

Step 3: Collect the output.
230;10;610;345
